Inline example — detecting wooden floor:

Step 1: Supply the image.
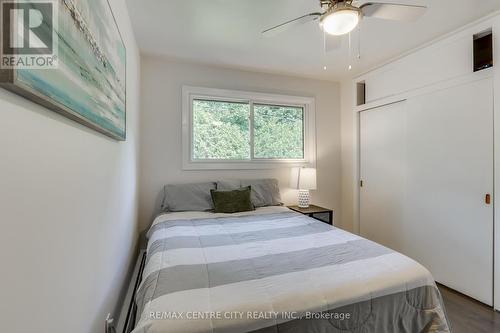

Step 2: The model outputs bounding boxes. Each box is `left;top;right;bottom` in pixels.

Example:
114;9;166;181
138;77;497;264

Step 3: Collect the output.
438;284;500;333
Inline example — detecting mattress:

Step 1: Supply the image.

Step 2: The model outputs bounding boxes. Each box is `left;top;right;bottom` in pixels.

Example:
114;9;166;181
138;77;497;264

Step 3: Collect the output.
132;207;450;333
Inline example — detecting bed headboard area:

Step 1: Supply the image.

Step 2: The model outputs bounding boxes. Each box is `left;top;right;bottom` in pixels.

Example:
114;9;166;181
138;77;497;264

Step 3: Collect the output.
159;179;283;214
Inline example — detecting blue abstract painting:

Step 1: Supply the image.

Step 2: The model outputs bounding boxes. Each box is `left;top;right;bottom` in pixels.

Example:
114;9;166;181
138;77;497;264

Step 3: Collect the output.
15;0;126;140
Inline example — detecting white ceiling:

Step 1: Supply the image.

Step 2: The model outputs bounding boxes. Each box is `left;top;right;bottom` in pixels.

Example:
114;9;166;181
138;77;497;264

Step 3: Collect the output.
126;0;500;81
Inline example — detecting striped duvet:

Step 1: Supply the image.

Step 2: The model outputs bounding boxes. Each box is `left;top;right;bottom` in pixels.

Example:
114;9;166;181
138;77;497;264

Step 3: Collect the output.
132;206;450;333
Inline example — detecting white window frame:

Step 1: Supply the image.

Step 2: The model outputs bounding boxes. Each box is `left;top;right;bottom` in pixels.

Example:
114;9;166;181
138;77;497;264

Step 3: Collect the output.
182;86;316;170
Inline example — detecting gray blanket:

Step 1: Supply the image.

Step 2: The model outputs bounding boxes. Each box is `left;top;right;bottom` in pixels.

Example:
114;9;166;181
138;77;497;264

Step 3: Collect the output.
133;207;450;333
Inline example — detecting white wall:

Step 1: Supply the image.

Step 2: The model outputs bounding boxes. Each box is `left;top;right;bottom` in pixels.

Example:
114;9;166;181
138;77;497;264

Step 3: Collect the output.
139;56;341;231
0;1;141;332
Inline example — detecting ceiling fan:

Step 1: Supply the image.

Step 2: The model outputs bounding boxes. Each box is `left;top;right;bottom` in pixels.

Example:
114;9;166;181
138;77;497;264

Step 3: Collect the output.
263;0;427;39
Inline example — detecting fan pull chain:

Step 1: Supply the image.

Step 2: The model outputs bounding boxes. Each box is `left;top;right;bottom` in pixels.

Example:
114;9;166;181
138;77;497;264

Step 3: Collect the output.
348;32;352;71
323;30;327;70
357;24;361;60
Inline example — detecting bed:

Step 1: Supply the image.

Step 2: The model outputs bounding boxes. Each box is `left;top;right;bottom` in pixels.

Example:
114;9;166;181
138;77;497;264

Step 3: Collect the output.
131;206;450;333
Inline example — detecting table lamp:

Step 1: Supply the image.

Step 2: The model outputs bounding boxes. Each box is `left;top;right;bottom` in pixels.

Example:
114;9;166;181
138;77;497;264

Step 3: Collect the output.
290;167;317;208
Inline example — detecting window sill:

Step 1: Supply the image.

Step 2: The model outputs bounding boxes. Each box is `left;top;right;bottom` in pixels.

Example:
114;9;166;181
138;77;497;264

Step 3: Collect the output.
182;160;312;171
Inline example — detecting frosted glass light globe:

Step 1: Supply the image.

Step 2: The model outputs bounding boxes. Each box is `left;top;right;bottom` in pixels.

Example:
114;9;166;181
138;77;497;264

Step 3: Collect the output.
321;9;360;36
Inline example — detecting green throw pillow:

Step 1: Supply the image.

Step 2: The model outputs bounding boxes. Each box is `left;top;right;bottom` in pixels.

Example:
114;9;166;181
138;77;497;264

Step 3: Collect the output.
210;186;255;214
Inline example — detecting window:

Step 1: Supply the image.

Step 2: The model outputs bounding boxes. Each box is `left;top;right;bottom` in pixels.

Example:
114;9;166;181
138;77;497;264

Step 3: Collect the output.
253;104;304;159
192;100;250;160
183;86;316;170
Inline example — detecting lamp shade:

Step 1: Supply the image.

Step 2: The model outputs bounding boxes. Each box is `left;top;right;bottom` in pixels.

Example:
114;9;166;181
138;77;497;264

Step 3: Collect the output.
290;168;317;190
321;8;360;36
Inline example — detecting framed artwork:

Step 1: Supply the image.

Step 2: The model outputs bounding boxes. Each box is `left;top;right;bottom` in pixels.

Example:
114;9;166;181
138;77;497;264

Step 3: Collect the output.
0;0;126;140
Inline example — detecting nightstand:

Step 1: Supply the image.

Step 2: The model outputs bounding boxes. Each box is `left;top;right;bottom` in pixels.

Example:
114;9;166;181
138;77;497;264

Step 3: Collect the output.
288;205;334;225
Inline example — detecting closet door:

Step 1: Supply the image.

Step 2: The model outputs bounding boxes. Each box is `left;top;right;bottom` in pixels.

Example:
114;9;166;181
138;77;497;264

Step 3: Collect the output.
359;101;407;253
360;78;494;305
404;78;493;305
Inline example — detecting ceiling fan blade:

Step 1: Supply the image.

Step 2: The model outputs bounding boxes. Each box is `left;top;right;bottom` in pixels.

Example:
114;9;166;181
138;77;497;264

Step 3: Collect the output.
262;12;322;37
360;2;426;21
325;34;341;53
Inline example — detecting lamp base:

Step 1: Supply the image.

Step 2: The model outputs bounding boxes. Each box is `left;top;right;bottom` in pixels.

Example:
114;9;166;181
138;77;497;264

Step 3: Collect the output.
298;190;311;208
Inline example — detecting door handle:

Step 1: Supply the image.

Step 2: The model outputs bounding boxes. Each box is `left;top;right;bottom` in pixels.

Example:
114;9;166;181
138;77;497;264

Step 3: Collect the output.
485;194;491;205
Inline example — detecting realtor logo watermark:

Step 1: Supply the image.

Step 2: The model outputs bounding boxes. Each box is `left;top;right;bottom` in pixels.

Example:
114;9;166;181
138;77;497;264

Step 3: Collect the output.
0;0;58;69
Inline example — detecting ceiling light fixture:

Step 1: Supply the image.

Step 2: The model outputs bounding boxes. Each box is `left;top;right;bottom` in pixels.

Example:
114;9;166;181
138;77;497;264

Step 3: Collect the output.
320;3;360;36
